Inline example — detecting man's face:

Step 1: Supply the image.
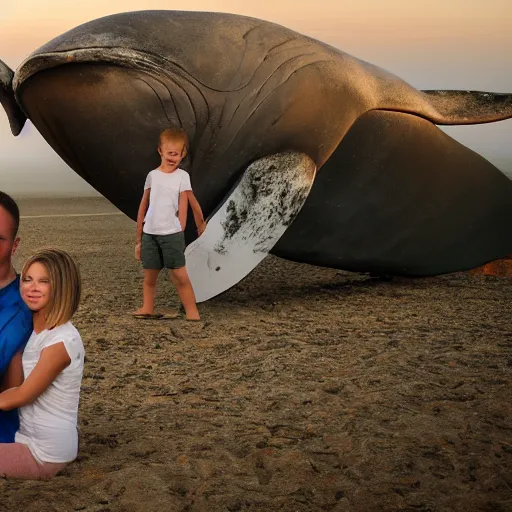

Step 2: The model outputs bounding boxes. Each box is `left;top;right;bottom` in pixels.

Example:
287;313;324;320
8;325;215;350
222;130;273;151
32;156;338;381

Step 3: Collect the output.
0;206;19;268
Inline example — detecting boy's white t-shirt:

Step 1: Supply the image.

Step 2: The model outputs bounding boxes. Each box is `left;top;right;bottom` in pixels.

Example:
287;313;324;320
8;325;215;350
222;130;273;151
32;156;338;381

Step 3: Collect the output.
143;168;192;235
15;322;85;463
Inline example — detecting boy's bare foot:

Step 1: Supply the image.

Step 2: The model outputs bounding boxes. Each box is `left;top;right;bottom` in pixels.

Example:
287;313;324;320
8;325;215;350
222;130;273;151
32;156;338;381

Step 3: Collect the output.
131;308;163;319
181;302;200;321
159;310;181;320
132;308;154;316
183;306;201;321
158;310;201;321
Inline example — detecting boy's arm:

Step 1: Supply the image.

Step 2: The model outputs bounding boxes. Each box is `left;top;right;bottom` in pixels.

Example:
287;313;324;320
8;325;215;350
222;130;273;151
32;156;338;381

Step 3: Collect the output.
186;190;206;235
136;189;150;242
178;191;189;231
135;189;150;259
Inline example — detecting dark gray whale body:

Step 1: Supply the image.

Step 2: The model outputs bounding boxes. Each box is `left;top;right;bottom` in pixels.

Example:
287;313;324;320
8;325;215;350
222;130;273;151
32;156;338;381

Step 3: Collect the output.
2;10;512;284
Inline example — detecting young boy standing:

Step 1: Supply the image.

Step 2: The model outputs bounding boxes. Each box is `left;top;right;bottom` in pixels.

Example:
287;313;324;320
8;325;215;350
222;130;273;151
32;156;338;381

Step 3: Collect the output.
133;128;206;321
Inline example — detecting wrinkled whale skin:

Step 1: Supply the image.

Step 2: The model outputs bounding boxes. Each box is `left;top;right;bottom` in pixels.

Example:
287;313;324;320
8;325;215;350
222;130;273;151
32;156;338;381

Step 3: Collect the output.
3;10;512;276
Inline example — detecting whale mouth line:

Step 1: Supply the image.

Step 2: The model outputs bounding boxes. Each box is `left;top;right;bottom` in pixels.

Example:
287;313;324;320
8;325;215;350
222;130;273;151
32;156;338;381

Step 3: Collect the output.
14;46;209;134
14;46;203;99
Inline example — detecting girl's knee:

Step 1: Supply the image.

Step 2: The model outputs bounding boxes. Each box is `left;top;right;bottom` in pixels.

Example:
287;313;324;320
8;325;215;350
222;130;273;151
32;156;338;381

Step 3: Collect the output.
40;462;68;480
38;472;55;481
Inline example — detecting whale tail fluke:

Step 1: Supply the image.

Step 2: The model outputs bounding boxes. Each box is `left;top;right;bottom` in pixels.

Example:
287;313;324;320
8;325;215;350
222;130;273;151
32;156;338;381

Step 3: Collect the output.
0;59;26;135
421;90;512;126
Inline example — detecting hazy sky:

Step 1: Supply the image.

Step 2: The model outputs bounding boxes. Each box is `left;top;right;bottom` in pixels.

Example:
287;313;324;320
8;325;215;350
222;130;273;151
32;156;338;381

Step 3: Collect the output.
1;0;511;196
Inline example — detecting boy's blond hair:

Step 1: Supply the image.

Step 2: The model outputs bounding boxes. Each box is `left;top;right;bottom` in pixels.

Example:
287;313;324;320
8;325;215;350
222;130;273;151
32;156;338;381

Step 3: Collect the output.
22;248;81;329
159;127;188;158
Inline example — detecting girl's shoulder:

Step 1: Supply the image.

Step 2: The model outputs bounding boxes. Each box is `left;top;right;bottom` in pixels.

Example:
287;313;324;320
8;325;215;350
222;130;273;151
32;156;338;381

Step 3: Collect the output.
41;322;83;349
44;322;85;364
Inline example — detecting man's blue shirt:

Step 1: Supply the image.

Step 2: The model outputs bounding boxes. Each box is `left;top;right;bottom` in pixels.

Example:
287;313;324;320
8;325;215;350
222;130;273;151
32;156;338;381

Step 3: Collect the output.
0;275;32;442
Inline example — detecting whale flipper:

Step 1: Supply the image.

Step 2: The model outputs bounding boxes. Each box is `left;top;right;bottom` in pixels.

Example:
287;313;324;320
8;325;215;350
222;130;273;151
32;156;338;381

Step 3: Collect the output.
185;152;316;302
420;90;512;125
0;59;26;135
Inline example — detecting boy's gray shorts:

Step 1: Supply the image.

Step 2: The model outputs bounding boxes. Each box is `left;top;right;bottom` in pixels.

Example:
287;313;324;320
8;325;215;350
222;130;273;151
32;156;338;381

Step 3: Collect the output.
141;232;186;270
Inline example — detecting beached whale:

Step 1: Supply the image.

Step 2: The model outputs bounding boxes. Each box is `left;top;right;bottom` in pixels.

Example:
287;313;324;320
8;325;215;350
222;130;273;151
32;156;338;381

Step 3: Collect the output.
1;10;511;301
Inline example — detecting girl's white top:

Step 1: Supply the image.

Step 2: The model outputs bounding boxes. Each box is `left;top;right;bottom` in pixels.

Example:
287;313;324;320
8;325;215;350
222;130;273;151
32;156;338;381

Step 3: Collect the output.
15;321;85;463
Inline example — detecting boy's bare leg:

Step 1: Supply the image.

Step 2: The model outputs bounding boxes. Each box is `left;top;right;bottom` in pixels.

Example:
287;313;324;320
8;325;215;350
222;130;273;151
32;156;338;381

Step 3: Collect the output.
169;267;200;320
133;269;160;315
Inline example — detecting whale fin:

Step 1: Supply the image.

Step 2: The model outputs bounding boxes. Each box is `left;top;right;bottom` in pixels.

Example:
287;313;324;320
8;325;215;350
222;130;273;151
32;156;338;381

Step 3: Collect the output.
185;152;316;302
421;90;512;125
272;109;512;275
0;59;26;135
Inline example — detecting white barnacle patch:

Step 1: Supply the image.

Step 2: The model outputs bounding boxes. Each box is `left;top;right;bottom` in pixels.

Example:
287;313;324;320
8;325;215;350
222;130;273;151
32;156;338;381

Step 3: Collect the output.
185;152;316;302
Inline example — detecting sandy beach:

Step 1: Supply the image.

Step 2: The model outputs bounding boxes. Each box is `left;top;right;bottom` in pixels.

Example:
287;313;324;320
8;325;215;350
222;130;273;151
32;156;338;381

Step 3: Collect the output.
1;196;511;512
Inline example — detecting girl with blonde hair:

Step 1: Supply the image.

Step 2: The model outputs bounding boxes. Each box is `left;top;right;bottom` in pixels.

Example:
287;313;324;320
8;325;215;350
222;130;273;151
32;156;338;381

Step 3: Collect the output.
0;248;85;479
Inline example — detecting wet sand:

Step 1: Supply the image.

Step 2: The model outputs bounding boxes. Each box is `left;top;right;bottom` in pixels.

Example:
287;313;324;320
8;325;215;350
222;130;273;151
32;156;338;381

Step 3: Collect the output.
2;197;511;512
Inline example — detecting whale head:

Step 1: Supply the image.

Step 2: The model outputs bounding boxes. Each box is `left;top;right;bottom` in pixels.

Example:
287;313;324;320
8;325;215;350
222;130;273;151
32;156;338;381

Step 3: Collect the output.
12;10;352;219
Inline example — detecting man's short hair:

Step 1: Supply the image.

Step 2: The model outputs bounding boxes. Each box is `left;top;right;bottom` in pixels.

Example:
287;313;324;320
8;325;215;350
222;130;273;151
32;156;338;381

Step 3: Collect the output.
0;191;20;238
